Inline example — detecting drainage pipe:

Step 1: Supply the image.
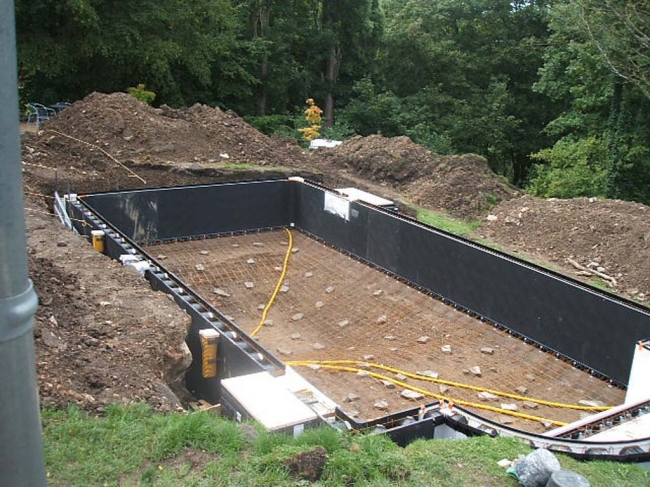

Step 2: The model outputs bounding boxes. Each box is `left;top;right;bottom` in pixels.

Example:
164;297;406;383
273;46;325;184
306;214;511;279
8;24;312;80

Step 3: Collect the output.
0;1;47;485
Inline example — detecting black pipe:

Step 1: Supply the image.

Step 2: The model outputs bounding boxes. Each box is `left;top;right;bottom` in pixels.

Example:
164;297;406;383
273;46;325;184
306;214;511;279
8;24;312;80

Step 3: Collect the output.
0;1;47;484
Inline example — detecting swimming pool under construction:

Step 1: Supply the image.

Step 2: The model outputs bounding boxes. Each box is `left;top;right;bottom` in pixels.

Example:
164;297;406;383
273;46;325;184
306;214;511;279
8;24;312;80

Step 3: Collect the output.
58;177;650;461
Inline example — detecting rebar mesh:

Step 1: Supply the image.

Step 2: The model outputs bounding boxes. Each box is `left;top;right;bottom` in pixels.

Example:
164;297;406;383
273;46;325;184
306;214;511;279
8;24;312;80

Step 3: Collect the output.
145;229;625;433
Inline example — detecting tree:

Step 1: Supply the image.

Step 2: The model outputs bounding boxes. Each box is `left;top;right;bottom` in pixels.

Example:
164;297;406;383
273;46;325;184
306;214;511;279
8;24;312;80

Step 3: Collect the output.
16;0;256;107
530;0;650;203
575;0;650;99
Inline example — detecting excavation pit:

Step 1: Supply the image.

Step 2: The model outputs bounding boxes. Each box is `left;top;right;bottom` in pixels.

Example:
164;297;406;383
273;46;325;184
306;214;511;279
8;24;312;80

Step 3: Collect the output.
144;229;624;433
61;178;650;459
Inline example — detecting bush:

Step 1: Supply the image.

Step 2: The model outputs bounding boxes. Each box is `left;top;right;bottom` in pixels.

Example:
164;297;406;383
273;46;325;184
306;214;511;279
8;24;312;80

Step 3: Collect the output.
527;136;608;198
127;84;156;105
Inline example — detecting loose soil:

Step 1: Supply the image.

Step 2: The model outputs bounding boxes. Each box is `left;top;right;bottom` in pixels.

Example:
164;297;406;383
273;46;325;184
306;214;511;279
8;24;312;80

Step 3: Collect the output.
19;92;649;416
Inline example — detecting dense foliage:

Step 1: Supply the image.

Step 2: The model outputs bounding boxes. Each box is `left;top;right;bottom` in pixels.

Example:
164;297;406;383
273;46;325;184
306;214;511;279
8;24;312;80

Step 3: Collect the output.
16;0;650;204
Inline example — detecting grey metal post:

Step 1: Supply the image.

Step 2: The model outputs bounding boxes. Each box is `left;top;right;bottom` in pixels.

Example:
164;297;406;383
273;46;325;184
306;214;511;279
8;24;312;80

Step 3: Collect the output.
0;0;47;485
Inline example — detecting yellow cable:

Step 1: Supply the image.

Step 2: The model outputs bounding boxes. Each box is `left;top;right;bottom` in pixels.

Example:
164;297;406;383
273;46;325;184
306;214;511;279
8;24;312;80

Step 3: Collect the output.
251;228;293;338
290;359;611;411
288;361;568;426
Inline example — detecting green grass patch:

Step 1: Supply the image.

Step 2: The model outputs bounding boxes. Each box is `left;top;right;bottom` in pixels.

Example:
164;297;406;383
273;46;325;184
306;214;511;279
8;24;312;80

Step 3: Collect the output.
412;206;481;237
43;404;650;486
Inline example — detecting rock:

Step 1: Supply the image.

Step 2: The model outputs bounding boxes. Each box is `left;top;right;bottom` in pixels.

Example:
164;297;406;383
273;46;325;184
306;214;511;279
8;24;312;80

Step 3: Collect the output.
213;288;230;297
489;366;498;373
441;345;452;354
376;315;388;324
357;362;370;369
478;392;499;402
305;272;314;277
487;214;498;222
525;374;536;381
578;400;605;408
513;449;560;487
356;371;369;378
417;370;439;379
253;242;264;247
498;415;514;425
292;313;304;321
325;286;335;293
497;459;512;468
195;264;206;271
246;258;255;264
416;335;430;344
276;347;292;356
263;319;273;326
244;281;255;289
308;364;320;370
338;319;350;328
343;392;360;403
469;366;482;377
374;400;389;411
505;216;519;226
291;333;302;340
523;401;539;410
394;373;408;382
280;285;290;293
481;347;494;354
291;248;300;253
274;266;282;271
515;386;529;395
439;385;449;394
362;355;374;361
401;389;425;401
384;335;396;340
313;342;326;350
315;301;324;309
501;403;518;411
257;304;265;310
157;254;167;260
199;250;209;255
232;243;240;248
373;289;383;296
41;329;67;350
381;380;395;389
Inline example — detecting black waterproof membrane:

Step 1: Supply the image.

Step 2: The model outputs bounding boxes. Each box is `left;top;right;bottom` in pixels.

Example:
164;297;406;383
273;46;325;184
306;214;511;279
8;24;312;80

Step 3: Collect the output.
66;178;650;460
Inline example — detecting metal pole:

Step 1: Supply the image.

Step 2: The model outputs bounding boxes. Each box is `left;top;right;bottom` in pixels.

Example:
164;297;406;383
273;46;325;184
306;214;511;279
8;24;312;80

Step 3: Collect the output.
0;0;47;485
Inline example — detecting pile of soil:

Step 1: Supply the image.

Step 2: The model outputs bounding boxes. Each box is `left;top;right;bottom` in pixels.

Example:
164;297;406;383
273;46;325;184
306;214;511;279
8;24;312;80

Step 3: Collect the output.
27;208;192;412
313;135;519;219
480;195;650;302
44;92;308;168
22;92;315;198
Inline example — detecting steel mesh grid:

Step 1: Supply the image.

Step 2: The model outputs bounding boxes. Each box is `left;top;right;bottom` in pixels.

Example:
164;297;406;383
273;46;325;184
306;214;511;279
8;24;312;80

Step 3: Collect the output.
145;229;625;434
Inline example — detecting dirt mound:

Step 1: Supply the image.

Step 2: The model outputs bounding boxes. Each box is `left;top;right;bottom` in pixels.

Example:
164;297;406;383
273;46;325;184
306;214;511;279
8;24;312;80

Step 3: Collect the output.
52;92;308;166
480;195;650;302
314;135;519;219
27;208;192;412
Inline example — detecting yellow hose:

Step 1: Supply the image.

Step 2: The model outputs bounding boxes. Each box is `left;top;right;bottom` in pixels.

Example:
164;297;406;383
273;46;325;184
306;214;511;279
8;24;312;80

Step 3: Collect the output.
251;228;293;338
289;359;612;412
288;361;569;426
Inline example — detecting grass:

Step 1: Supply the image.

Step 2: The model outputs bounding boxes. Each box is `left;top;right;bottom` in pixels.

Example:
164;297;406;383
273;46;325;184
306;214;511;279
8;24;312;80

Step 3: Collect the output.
411;206;481;237
43;404;649;487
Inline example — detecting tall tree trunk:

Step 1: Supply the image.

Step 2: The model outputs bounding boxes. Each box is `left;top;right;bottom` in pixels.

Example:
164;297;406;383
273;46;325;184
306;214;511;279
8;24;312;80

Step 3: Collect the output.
324;45;338;127
255;1;271;116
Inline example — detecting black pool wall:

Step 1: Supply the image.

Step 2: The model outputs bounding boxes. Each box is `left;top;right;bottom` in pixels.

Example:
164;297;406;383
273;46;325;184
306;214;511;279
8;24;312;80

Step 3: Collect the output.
79;179;650;385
